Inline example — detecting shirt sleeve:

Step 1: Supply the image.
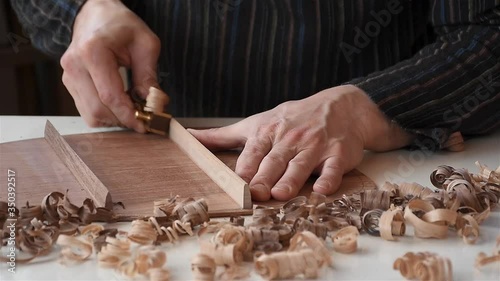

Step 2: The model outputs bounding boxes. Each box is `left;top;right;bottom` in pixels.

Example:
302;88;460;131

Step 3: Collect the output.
9;0;142;58
348;4;500;151
9;0;86;57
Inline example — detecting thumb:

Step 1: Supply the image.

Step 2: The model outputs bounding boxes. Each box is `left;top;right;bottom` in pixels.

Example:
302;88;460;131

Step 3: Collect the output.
129;34;161;99
188;126;246;151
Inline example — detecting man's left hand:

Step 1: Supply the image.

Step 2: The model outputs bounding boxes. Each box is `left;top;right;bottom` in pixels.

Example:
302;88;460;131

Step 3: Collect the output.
189;85;413;201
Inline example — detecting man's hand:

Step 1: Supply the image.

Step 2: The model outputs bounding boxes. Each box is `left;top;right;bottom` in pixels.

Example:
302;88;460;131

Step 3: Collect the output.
60;0;160;131
189;85;414;201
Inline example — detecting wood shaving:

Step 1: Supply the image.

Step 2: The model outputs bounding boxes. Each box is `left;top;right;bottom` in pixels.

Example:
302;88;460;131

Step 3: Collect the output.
288;230;332;267
403;199;457;239
128;220;158;245
254;249;320;280
360;190;392;214
191;253;216;281
331;226;359;254
456;214;480;244
173;198;209;227
56;234;93;264
393;252;452;281
379;207;405;241
475;235;500;268
149;217;194;243
200;241;243;266
361;209;383;236
97;235;131;268
147;267;170;281
219;265;250;280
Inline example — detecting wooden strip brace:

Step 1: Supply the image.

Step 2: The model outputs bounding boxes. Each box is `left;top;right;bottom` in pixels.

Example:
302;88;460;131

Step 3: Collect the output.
169;119;252;209
44;121;113;209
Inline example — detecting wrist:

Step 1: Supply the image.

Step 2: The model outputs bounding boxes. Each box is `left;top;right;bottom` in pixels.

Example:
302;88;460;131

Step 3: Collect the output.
344;85;414;151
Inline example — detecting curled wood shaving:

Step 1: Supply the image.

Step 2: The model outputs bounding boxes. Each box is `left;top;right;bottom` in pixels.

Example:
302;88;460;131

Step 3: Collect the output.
253;206;280;225
475;235;500;268
79;223;105;239
191;253;216;281
254;249;320;280
212;225;253;256
394;252;453;281
173;198;209;227
288;230;332;267
360;190;392;214
200;241;243;266
403;199;457;239
147;267;170;281
379;208;405;241
153;196;178;217
219;265;250;280
133;246;167;274
93;228;119;252
230;216;245;226
56;234;93;264
19;201;43;225
18;218;60;259
331;226;359;254
456;214;480;244
361;209;383;236
98;235;131;268
128;220;158;245
293;217;328;240
150;217;194;243
430;165;454;188
246;227;282;252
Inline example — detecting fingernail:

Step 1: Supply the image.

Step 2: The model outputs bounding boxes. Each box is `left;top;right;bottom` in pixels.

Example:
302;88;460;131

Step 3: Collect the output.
272;185;291;195
251;184;268;194
314;180;332;194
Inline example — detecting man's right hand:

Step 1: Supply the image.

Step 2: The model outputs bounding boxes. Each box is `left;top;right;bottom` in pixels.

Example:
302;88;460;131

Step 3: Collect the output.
60;0;161;132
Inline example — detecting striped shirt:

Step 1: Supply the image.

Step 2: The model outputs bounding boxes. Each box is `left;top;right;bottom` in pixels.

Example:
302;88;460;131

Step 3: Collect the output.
11;0;500;150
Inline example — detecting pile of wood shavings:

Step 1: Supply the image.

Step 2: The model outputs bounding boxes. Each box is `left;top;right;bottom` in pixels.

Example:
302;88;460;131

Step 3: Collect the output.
1;162;499;281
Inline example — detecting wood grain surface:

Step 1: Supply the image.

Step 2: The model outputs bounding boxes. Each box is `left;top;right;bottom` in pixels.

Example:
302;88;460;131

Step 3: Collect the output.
0;138;89;208
45;121;112;209
0;130;376;217
169;118;252;209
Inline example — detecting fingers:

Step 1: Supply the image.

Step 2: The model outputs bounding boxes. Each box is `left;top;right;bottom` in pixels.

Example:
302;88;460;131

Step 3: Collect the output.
313;156;344;195
129;34;161;99
234;137;272;183
61;55;120;128
188;125;246;151
83;44;145;132
249;146;297;201
270;150;317;201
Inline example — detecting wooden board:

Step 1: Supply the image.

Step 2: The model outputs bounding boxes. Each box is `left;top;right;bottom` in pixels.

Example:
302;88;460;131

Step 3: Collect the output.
45;121;112;209
169;119;252;209
0;130;376;217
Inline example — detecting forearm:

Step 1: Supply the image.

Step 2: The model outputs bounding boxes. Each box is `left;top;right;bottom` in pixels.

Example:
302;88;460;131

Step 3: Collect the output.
349;22;500;150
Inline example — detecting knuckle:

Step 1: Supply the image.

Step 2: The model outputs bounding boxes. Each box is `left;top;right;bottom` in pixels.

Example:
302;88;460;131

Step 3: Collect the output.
264;152;287;166
245;140;268;156
60;51;75;71
290;157;312;171
145;34;161;53
78;37;101;59
285;127;308;143
98;90;115;105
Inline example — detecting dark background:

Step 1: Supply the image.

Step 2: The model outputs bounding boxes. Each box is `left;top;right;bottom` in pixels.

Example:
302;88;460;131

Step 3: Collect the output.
0;1;78;116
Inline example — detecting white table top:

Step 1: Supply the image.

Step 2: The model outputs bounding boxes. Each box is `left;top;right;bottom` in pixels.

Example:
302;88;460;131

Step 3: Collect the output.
1;116;499;281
